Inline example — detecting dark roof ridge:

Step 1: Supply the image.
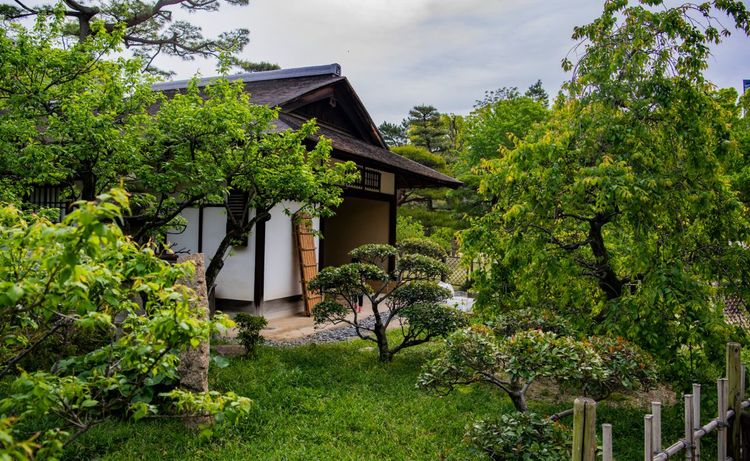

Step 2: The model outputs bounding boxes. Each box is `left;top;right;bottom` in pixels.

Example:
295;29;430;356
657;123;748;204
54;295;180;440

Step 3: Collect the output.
151;63;342;92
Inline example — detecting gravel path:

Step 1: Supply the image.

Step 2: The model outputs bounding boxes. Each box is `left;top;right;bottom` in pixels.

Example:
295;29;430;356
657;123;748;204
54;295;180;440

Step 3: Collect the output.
265;316;378;347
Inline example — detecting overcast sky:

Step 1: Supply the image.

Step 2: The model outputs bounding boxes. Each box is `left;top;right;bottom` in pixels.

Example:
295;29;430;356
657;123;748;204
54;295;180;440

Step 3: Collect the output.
158;0;750;124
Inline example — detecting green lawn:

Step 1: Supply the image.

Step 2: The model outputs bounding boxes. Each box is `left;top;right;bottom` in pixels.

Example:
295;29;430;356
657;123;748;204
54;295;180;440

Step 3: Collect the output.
66;337;691;460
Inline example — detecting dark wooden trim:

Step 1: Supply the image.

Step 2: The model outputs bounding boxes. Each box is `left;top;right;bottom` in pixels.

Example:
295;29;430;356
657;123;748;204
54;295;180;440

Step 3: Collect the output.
253;215;267;314
282;86;335;112
198;206;204;253
319;216;326;271
342;187;393;202
388;178;397;272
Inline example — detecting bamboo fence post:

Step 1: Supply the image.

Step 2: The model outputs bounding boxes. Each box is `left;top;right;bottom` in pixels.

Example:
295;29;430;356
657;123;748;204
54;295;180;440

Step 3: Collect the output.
652;401;662;454
741;364;746;400
685;394;695;461
572;398;597;461
645;414;654;461
603;423;613;461
693;384;701;460
727;342;741;461
718;378;728;461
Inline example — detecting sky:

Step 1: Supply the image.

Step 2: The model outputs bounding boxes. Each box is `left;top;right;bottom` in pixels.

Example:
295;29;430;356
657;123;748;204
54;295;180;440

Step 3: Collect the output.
157;0;750;124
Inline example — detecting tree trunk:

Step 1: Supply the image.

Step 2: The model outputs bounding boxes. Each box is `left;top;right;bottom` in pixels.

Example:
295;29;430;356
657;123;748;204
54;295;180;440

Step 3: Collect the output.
204;230;237;290
204;209;270;292
508;390;528;413
374;324;392;362
80;172;96;201
587;216;623;300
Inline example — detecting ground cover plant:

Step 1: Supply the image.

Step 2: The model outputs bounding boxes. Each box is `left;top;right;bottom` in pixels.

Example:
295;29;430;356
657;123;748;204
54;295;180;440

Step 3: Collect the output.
61;334;691;461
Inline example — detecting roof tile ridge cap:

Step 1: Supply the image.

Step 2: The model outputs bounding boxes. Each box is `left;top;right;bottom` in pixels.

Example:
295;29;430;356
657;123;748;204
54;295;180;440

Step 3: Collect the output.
152;63;341;91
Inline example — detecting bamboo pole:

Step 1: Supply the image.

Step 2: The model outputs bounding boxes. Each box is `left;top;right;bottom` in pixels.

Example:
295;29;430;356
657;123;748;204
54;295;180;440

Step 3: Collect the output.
652;401;662;454
572;398;597;461
685;394;694;461
693;384;701;460
727;342;741;461
603;423;613;461
718;378;728;461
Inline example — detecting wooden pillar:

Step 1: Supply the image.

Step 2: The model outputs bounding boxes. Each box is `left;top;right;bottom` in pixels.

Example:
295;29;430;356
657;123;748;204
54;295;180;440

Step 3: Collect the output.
727;342;742;461
572;398;597;461
253;217;267;315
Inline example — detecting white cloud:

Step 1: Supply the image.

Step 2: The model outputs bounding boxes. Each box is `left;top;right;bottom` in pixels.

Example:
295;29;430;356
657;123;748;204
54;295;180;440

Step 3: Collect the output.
158;0;750;123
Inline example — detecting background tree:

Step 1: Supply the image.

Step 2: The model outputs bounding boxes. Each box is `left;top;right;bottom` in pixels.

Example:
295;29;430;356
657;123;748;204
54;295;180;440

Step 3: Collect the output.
0;0;270;74
407;104;450;155
0;15;357;290
463;0;750;381
309;239;468;362
524;79;549;107
378;120;408;147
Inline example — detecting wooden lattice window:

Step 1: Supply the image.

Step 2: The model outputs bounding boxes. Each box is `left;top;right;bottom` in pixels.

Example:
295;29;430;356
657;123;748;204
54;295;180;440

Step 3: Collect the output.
226;190;249;247
27;186;67;222
356;167;381;192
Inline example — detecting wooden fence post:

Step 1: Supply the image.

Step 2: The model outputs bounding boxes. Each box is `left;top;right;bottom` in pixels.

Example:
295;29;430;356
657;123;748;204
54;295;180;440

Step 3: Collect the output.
718;378;728;461
693;384;701;460
685;394;695;461
602;423;613;461
572;398;597;461
645;414;654;461
727;342;741;461
652;401;662;454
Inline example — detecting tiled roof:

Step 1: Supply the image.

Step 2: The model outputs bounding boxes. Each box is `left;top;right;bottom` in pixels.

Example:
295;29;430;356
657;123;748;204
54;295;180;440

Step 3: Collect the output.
153;64;461;189
724;296;750;330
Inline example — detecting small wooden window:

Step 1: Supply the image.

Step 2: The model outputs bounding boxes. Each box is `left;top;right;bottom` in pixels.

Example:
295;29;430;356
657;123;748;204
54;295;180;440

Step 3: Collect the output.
27;186;67;222
356;167;381;192
226;190;249;247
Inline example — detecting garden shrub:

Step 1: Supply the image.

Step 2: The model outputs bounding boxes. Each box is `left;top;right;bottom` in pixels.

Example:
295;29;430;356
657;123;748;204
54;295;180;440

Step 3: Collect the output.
310;239;468;362
467;412;569;461
234;313;268;358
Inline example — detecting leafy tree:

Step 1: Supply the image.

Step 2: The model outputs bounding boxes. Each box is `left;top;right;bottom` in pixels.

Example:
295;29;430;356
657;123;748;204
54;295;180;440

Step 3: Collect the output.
0;0;268;75
396;215;425;241
0;189;250;457
391;145;446;172
378;120;408;147
0;15;357;289
309;239;469;362
418;323;657;412
463;0;750;379
407;104;450;155
447;83;549;232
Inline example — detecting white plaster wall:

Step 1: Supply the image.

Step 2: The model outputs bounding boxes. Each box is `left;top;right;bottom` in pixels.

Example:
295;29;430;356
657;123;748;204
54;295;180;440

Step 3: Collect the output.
168;207;256;302
263;202;316;301
167;207;199;253
379;170;395;195
206;208;256;301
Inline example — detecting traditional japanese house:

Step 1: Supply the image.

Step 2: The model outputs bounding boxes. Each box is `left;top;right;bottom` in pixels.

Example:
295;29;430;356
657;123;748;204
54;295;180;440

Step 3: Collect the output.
155;64;461;317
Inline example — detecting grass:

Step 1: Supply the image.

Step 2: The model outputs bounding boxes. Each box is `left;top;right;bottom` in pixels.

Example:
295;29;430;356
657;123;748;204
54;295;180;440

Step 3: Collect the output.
65;335;698;460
